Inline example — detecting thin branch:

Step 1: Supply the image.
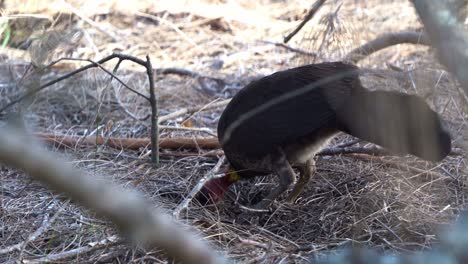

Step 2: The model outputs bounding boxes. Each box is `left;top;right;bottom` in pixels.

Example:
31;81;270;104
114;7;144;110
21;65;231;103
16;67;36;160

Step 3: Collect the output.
411;0;468;95
155;67;226;85
0;53;151;113
260;40;317;57
113;86;150;121
158;99;231;123
283;0;327;43
173;156;226;218
346;31;430;63
146;55;159;167
159;125;217;137
22;235;123;264
0;126;226;264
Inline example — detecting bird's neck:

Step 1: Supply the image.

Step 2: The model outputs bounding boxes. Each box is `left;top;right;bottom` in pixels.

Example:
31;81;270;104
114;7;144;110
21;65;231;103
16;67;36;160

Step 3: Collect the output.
208;174;237;192
198;168;241;204
213;168;241;190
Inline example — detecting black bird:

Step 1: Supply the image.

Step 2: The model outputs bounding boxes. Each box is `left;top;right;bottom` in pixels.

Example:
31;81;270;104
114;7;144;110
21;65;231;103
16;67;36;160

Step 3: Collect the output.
197;62;451;209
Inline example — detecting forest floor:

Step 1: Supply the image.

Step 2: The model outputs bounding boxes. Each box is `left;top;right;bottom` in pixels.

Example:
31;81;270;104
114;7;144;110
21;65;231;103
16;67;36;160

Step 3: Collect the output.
0;0;467;263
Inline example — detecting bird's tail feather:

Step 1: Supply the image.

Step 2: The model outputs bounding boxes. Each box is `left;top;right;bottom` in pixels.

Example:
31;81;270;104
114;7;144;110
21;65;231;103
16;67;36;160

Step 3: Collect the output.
337;90;451;162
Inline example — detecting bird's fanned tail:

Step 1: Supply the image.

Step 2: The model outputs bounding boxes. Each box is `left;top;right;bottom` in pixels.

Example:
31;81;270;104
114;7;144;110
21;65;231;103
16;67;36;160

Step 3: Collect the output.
336;89;451;162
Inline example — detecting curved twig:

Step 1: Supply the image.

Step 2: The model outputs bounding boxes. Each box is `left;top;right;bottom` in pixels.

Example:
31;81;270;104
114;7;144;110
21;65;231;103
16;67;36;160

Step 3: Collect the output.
346;31;430;63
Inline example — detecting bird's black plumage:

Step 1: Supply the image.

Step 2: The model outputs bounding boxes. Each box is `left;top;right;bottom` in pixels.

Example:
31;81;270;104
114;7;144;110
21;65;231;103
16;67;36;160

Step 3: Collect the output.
200;61;451;208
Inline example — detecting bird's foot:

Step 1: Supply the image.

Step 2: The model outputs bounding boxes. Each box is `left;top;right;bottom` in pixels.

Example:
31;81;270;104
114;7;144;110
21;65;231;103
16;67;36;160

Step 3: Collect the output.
286;191;301;204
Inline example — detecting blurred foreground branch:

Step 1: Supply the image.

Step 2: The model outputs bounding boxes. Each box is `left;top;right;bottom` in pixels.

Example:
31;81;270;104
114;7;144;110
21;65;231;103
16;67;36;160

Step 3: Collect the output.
0;127;226;264
314;211;468;263
411;0;468;95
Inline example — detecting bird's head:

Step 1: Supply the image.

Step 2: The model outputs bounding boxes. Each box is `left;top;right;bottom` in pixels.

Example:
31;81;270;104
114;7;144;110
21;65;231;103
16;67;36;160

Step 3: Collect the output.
195;166;241;205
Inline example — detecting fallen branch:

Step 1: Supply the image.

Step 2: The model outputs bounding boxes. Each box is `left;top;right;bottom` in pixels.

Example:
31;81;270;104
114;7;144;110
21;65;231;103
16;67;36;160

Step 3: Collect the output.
34;132;462;157
173;156;226;218
34;133;220;150
0;126;226;264
346;31;430;63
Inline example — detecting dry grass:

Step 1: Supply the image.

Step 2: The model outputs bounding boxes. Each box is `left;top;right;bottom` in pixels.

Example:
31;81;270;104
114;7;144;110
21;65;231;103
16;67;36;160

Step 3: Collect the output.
0;0;467;263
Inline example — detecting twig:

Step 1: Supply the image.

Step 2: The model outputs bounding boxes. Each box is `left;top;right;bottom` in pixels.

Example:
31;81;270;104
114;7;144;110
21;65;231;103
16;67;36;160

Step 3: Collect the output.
260;40;317;57
238;238;271;250
0;54;160;165
146;55;159;167
160;125;217;137
411;0;468;95
22;235;123;263
350;153;449;181
0;126;226;264
283;0;327;43
136;12;199;48
0;201;67;255
346;31;430;63
158;99;231;123
64;2;120;42
82;248;127;264
113;85;150;121
173;156;226;218
0;54;151;113
317;145;389;156
313;4;341;63
238;204;270;213
156;67;226;85
242;239;273;264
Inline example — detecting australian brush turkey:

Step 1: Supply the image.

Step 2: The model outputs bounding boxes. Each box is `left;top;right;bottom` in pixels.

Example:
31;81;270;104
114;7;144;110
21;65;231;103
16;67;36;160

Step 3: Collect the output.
197;62;451;209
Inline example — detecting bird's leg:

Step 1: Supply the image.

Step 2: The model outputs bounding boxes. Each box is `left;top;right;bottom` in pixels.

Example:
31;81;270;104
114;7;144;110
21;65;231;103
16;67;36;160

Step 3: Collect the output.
252;148;295;209
286;159;316;203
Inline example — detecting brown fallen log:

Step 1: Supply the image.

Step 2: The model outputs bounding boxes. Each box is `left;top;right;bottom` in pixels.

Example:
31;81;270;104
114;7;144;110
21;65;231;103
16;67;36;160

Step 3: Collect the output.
34;133;220;150
33;132;461;157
